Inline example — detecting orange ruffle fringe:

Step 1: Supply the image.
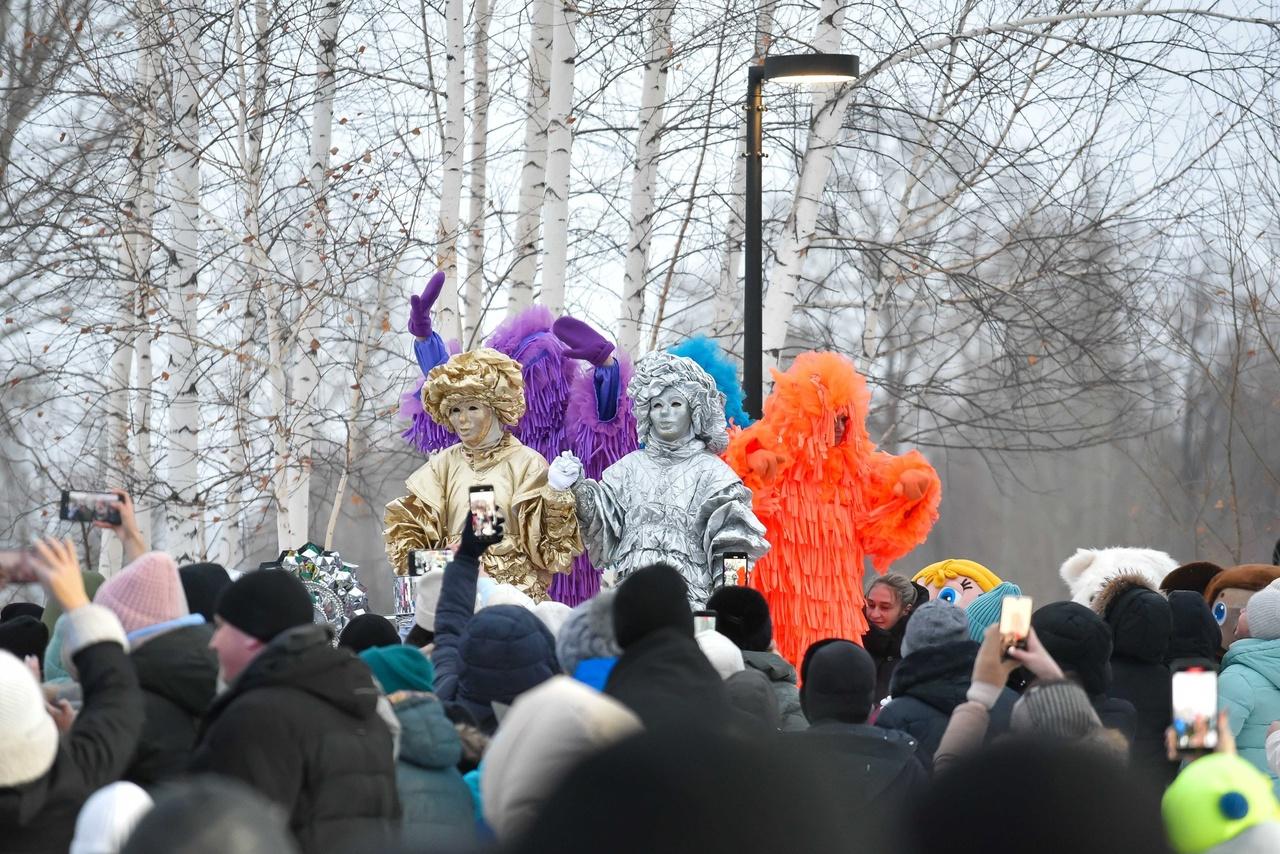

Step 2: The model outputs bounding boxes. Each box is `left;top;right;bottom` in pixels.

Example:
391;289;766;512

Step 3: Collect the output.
725;352;942;668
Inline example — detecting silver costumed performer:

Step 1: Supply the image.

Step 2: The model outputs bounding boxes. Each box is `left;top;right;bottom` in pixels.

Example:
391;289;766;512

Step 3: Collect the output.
548;352;769;605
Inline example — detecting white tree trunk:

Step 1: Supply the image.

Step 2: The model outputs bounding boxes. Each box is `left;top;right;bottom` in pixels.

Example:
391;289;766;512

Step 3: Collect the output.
712;0;775;339
759;0;847;380
164;0;205;562
617;0;676;356
433;0;465;343
133;287;154;549
463;0;491;346
506;0;554;315
538;0;578;314
284;0;342;547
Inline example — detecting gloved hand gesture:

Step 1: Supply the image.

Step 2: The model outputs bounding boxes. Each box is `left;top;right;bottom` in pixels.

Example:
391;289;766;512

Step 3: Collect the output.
458;510;506;560
552;316;615;366
548;451;584;491
408;271;447;339
892;468;931;502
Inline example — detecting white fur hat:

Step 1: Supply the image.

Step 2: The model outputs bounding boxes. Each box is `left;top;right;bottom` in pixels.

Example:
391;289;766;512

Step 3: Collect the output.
697;630;745;680
1059;547;1178;607
0;649;59;787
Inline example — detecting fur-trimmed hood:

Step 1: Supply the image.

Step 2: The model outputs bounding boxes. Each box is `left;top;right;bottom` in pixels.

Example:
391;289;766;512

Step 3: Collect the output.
1092;573;1172;664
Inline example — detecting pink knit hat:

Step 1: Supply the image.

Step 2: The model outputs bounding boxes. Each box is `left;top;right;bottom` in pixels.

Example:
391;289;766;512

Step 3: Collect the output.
94;552;187;635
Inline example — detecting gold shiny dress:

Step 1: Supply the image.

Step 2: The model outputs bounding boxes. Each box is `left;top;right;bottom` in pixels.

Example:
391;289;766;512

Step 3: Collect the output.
383;433;582;600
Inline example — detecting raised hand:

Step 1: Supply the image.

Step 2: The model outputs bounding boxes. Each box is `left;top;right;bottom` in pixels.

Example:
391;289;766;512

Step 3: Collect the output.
458;511;506;560
408;271;447;339
552;316;615;366
92;489;145;563
548;451;585;491
892;468;931;501
31;537;89;612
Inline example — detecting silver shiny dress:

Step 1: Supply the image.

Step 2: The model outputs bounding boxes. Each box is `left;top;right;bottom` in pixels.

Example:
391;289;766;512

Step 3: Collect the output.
569;351;769;605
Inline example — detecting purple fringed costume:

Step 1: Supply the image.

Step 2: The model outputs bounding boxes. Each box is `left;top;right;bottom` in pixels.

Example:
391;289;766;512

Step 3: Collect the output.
485;305;574;462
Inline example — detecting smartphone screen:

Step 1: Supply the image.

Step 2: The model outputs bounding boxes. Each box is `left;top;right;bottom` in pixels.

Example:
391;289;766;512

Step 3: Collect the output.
469;485;498;538
999;596;1033;650
694;610;717;636
409;548;452;576
60;490;122;525
1172;668;1219;752
724;553;748;587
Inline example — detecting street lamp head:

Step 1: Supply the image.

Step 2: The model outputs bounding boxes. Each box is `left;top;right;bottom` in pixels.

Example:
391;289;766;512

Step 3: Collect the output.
762;53;859;84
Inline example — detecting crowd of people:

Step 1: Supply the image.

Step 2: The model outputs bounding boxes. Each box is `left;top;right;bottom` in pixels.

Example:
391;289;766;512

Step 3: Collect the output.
3;492;1280;854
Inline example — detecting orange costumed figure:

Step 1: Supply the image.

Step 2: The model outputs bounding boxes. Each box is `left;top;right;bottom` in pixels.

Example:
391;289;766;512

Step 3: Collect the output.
725;352;942;666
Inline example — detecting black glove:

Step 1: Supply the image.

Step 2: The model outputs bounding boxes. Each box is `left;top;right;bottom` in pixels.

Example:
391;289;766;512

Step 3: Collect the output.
457;511;505;560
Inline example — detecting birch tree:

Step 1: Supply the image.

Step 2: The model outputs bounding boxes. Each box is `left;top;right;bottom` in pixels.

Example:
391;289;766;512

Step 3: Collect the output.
617;0;676;356
433;0;465;342
463;0;491;346
506;0;554;314
538;0;579;313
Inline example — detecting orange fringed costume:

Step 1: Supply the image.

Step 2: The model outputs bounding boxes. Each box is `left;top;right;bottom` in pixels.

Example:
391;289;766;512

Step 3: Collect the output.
724;352;942;667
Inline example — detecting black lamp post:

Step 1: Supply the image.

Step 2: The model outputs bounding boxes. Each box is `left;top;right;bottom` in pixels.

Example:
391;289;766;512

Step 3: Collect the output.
743;52;859;419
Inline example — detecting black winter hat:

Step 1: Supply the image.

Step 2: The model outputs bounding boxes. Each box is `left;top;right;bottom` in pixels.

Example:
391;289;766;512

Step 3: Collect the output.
799;639;876;724
1031;602;1113;696
1;602;43;623
0;615;49;666
613;564;693;649
215;569;314;643
179;562;233;622
337;613;400;653
1166;591;1219;666
1099;582;1172;664
705;586;772;651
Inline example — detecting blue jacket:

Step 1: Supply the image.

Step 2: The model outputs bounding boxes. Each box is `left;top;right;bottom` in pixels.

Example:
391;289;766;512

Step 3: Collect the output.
432;554;559;733
1220;637;1280;790
391;694;477;848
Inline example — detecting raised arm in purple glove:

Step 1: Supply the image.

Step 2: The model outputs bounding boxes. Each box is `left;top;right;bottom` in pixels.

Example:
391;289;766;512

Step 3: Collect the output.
553;316;621;422
409;271;450;377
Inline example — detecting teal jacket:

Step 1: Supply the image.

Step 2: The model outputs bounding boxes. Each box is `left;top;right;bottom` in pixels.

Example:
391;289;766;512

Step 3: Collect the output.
1220;637;1280;792
392;694;478;848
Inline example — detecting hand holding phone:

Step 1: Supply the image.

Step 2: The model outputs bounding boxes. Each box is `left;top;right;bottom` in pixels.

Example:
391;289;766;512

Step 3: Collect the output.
1171;666;1220;755
468;485;499;540
999;596;1033;656
60;490;123;526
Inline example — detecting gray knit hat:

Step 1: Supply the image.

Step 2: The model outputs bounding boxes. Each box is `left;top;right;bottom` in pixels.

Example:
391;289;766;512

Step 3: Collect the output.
901;600;970;657
1011;680;1102;739
556;590;621;676
1244;579;1280;641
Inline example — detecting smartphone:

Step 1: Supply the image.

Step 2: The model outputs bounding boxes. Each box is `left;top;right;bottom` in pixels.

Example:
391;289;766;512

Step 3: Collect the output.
409;548;452;576
723;553;748;587
999;596;1033;652
694;610;717;637
469;485;498;538
0;549;40;584
1172;666;1219;754
59;490;122;526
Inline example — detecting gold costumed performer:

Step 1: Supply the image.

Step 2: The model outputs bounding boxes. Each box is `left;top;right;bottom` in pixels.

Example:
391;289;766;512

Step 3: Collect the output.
383;348;583;600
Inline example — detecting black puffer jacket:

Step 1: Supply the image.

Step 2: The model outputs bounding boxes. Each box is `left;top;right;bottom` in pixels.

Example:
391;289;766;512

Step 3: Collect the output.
1032;602;1138;742
605;627;731;731
785;722;926;808
127;623;218;787
873;641;1016;771
1096;577;1175;783
189;623;400;854
0;606;143;854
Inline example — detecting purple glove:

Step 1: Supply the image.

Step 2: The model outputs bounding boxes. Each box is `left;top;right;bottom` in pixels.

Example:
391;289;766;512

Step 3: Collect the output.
553;316;615;366
408;271;446;338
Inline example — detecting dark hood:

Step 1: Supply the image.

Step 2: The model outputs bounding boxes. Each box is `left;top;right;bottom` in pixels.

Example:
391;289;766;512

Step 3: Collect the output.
394;693;463;771
131;623;218;716
605;626;730;731
1166;591;1219;666
888;640;978;712
1032;602;1113;695
204;623;380;731
1096;576;1172;664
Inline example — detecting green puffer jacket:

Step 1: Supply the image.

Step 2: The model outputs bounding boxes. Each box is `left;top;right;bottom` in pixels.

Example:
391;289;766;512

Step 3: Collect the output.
392;693;477;849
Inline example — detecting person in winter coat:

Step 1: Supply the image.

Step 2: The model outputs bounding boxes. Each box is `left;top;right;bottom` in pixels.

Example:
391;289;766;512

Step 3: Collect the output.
430;516;560;734
706;585;806;730
1168;591;1221;667
555;590;621;690
875;601;1016;769
120;777;299;854
786;639;926;808
359;645;475;849
1092;573;1175;783
1031;601;1138;742
481;676;642;841
863;578;928;708
0;537;145;854
1220;579;1280;790
725;669;783;734
190;568;400;854
604;563;731;730
93;551;218;787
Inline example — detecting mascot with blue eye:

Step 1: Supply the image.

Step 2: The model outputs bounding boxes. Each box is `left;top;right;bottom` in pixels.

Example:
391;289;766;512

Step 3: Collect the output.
1202;566;1280;658
912;559;1002;608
